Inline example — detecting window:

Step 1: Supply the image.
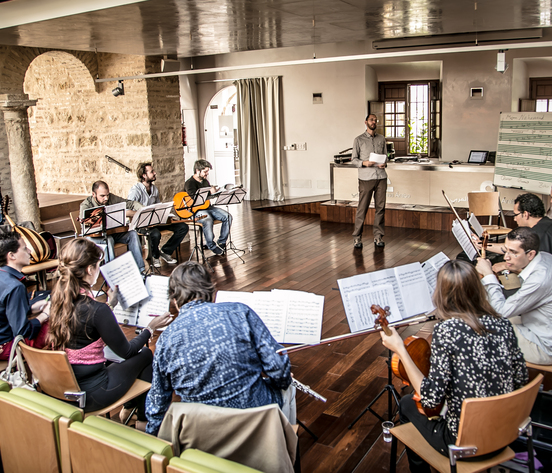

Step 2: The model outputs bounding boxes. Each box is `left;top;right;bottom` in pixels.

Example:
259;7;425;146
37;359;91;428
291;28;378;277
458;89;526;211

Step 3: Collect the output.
374;80;440;158
530;78;552;112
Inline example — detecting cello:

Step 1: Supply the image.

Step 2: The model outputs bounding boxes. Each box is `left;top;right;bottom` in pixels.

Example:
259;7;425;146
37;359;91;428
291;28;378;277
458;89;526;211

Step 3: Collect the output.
373;304;443;418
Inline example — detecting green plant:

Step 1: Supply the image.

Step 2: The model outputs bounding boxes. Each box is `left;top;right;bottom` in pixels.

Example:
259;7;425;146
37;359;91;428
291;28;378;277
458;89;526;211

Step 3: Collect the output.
408;118;428;154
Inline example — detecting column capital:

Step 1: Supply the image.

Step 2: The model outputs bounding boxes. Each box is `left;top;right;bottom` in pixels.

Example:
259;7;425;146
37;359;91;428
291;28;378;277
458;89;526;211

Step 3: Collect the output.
0;94;38;110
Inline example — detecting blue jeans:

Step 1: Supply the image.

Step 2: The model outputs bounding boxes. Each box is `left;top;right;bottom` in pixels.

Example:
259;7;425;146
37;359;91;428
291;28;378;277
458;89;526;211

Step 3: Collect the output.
195;207;232;250
89;230;145;272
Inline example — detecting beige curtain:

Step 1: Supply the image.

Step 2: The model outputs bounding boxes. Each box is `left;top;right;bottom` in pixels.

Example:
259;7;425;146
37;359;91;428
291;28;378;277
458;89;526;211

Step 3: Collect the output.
235;77;284;201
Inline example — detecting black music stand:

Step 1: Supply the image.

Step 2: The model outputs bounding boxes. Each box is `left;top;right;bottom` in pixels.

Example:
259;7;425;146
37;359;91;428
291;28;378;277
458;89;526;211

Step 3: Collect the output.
132;203;173;276
174;188;212;270
213;187;247;263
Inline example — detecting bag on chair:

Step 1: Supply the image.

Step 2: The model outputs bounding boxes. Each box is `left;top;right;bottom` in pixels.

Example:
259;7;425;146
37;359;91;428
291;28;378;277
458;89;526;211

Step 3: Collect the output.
0;335;36;390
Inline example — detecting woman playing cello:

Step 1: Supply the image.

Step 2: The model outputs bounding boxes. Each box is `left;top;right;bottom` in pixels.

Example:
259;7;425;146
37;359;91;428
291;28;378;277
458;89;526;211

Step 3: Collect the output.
380;259;528;473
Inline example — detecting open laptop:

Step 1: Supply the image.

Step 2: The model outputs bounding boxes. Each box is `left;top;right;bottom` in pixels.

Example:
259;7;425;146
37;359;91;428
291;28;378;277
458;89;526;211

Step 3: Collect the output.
467;150;489;164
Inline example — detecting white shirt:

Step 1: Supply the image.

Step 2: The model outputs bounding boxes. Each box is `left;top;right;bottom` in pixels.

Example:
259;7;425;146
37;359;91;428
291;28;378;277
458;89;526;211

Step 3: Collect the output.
482;251;552;355
128;182;160;207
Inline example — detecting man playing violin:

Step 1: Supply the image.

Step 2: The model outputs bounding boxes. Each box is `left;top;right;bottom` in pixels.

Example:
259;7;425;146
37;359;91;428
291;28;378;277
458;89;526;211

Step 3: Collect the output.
128;163;188;268
184;160;232;256
80;181;145;273
476;227;552;365
381;260;527;473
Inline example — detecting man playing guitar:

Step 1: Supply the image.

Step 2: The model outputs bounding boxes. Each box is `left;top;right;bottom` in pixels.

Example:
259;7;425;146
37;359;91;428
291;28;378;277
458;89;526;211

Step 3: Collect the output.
184;160;232;256
80;181;145;272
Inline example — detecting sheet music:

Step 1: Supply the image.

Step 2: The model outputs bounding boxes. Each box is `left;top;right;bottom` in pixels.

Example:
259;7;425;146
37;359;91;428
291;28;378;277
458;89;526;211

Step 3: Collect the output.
105;202;126;230
215;290;324;344
347;285;401;332
112;303;139;325
137;275;171;329
100;252;148;309
338;262;433;333
468;213;484;238
129;202;173;231
452;219;478;261
421;252;450;294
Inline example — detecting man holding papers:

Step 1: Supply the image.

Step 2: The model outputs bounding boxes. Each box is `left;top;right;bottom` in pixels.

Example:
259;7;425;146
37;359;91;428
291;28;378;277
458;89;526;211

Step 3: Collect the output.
351;114;387;249
128;163;188;268
80;181;145;273
146;261;295;435
476;227;552;365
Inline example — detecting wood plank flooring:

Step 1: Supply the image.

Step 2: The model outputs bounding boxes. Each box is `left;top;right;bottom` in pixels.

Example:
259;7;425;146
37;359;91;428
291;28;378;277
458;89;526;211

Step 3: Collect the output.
135;201;462;473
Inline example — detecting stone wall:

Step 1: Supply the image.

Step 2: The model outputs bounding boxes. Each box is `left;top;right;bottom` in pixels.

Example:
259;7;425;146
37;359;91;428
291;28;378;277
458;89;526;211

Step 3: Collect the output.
0;45;183;213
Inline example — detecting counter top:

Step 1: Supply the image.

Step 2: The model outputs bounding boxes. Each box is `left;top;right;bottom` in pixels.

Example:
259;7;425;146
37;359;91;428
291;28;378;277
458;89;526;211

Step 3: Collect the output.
332;161;495;173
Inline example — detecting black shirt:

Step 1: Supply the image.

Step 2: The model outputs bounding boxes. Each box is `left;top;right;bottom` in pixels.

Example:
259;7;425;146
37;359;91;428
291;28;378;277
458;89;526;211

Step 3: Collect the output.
184;176;212;209
532;216;552;254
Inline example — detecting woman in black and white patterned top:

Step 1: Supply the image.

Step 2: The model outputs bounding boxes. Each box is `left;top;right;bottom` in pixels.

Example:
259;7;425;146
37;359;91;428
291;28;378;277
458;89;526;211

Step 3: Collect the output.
381;259;528;473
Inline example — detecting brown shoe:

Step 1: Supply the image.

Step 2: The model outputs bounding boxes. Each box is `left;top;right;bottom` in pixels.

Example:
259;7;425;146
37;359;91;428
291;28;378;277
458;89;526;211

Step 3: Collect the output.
353;237;363;249
374;237;385;247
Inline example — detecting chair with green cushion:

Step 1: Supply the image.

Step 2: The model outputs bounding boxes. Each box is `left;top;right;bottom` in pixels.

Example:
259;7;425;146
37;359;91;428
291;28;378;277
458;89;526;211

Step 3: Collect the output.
66;416;173;473
0;379;10;392
167;449;262;473
0;389;83;473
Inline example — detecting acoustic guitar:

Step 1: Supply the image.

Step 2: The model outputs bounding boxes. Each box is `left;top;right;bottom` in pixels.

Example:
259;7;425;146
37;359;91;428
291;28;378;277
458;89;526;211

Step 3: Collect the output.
373;304;443;418
1;196;51;264
173;191;210;219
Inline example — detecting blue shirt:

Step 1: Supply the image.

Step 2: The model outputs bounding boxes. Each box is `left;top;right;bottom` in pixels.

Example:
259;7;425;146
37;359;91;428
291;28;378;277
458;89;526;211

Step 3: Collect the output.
0;266;41;344
146;300;291;435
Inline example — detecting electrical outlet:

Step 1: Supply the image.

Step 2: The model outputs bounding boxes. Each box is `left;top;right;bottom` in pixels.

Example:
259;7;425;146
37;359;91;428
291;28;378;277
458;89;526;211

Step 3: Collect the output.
297;142;307;151
290;143;297;150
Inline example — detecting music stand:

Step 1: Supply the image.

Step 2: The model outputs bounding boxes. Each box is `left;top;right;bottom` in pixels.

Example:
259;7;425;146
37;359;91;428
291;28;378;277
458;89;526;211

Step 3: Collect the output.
131;203;173;275
214;187;247;263
174;188;212;270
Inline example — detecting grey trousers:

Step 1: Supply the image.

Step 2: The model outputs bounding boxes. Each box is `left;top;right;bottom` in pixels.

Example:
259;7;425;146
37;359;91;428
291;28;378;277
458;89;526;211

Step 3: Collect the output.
352;178;387;239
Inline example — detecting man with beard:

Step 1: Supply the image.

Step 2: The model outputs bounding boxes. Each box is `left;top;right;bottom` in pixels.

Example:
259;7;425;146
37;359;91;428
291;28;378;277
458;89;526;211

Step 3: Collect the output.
351;114;388;249
184;160;232;256
128;163;188;268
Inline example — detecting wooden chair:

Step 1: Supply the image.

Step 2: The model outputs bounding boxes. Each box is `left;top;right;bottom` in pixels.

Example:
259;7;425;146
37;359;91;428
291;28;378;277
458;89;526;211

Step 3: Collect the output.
0;387;83;473
168;449;262;473
21;258;59;290
467;191;511;237
526;361;552;373
18;341;150;418
390;373;543;473
66;415;172;473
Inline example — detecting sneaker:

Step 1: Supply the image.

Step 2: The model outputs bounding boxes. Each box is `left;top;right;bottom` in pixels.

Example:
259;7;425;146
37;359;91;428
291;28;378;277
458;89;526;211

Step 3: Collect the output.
217;242;227;251
159;252;177;264
152;257;161;268
374;237;385;247
353;237;363;249
211;246;224;256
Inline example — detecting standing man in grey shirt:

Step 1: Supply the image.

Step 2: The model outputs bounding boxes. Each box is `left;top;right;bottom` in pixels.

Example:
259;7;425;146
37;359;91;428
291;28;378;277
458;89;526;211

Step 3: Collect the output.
351;114;388;248
476;227;552;365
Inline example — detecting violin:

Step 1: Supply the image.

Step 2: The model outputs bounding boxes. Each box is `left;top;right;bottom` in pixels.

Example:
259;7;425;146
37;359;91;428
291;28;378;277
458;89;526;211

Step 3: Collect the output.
373;304;442;418
173;192;210;219
480;230;489;260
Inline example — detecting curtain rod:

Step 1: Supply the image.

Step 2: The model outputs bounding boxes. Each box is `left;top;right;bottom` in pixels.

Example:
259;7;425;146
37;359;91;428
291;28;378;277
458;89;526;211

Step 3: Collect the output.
196;76;281;84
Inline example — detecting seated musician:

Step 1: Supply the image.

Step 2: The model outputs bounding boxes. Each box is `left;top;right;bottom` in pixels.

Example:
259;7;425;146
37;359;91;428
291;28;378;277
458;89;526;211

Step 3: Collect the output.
476;227;552;365
0;232;50;360
184;160;232;256
128;163;188;268
381;260;528;473
47;238;171;429
80;180;145;273
145;261;295;435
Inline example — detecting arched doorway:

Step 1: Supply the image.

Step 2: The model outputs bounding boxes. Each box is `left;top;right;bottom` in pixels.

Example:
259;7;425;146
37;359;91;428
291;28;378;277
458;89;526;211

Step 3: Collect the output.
203;85;238;187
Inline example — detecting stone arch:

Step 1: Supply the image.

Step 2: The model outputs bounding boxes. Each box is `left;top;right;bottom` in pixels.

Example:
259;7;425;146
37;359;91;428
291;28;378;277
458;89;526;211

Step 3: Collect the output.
0;46;98;94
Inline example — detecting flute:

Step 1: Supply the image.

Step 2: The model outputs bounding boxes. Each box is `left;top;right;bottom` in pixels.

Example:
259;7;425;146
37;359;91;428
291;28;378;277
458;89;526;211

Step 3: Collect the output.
292;378;327;403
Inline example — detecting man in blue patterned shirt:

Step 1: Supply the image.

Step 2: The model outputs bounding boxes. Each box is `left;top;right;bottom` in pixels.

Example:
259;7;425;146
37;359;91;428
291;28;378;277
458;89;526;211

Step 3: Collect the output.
145;261;295;435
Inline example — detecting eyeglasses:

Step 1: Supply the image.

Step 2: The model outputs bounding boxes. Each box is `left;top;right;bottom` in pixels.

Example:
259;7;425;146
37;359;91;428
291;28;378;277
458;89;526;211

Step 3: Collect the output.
512;211;522;217
501;247;531;258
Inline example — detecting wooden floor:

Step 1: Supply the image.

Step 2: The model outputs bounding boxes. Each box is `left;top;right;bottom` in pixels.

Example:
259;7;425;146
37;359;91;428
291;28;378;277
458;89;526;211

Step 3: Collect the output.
118;200;463;473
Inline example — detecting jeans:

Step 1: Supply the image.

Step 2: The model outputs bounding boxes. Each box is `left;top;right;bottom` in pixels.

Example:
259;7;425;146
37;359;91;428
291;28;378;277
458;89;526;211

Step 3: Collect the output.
89;230;145;272
147;222;189;258
195;207;233;250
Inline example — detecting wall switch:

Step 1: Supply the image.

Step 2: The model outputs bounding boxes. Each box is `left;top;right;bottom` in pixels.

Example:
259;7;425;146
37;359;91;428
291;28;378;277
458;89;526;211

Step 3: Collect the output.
290;143;297;150
297;142;307;151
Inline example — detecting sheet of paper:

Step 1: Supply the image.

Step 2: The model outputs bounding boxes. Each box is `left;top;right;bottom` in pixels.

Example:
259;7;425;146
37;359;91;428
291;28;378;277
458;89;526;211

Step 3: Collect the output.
347;285;401;332
105;202;126;230
277;292;323;344
100;252;148;309
104;345;125;363
394;262;434;316
137;275;171;329
421;252;450;294
469;213;484;238
129;202;173;231
369;152;387;164
112;303;139;325
452;219;478;261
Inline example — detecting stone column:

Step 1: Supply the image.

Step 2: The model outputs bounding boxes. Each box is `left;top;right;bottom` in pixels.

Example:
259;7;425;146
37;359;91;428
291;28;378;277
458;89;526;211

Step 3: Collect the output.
0;94;41;230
